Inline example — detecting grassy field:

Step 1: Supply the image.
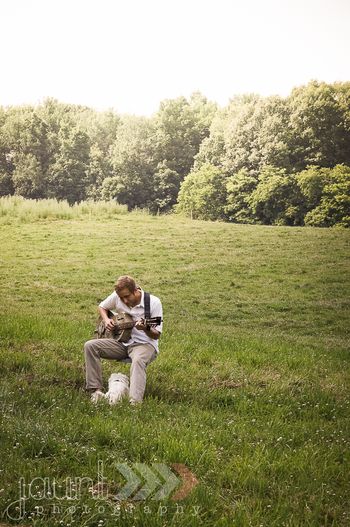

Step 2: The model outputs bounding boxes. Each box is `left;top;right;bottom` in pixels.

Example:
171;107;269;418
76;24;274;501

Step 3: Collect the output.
0;198;349;526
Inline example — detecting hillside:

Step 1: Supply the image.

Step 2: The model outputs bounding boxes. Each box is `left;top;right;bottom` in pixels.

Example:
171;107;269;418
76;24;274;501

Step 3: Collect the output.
0;207;349;526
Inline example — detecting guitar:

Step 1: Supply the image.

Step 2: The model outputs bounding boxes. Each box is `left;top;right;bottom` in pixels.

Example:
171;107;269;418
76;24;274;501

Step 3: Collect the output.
94;309;162;343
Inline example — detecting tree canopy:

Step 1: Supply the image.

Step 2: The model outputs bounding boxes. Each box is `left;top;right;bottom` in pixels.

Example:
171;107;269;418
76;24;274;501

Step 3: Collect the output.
0;81;349;226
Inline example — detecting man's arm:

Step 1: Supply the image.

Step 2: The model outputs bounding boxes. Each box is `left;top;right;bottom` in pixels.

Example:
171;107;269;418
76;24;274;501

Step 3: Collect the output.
135;319;160;340
99;292;118;330
135;295;162;339
99;306;115;331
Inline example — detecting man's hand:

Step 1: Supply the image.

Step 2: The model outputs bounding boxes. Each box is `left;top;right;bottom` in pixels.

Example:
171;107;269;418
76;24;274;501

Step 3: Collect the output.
135;318;160;340
104;317;116;331
135;318;147;331
99;307;116;332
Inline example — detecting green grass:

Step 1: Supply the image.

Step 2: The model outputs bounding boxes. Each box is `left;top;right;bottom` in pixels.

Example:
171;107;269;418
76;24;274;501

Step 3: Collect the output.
0;195;129;223
0;199;349;526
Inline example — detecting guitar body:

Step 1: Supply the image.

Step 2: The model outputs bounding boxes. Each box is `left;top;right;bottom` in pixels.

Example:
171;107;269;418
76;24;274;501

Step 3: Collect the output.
94;309;134;343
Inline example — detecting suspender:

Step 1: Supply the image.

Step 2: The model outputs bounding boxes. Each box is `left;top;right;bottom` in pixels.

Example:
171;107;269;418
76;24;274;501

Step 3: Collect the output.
144;291;151;319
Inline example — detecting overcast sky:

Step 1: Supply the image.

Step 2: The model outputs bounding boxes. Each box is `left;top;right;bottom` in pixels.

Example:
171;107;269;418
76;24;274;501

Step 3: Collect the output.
1;0;349;115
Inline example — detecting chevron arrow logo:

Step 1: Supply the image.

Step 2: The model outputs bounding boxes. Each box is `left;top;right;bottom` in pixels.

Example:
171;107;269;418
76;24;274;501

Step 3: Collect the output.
170;463;199;501
152;464;181;500
114;463;141;501
132;463;163;501
114;463;198;501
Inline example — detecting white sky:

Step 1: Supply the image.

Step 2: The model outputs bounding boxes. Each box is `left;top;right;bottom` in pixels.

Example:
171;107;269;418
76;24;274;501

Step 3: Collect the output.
1;0;349;115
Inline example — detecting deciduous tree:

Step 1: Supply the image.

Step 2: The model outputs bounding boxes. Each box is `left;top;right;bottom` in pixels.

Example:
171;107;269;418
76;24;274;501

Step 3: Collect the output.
177;163;227;221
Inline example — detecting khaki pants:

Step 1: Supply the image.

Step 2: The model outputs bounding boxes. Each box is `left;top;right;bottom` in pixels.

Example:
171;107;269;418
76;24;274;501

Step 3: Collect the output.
84;338;157;402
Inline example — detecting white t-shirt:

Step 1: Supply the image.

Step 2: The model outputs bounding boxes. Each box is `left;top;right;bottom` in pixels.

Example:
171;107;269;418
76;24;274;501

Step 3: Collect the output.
99;289;163;353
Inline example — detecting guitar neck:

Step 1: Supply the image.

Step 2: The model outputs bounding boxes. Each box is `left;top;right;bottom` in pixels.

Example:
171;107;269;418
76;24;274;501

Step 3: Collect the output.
115;317;161;331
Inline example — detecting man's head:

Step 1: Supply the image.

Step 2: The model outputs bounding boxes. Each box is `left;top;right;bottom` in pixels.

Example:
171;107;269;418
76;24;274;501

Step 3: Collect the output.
114;275;141;307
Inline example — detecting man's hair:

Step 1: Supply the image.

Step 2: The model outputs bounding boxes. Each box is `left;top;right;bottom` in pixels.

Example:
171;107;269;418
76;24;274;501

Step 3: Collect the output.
114;275;137;293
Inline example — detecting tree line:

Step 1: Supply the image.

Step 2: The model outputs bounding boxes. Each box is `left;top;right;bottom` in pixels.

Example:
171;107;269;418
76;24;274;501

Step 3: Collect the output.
0;81;349;226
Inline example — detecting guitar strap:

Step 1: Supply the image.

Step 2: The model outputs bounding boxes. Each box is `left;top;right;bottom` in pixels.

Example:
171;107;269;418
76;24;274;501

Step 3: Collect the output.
144;291;151;319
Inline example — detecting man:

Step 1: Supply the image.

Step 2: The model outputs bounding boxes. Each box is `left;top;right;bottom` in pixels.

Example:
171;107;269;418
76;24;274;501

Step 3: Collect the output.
84;275;163;405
